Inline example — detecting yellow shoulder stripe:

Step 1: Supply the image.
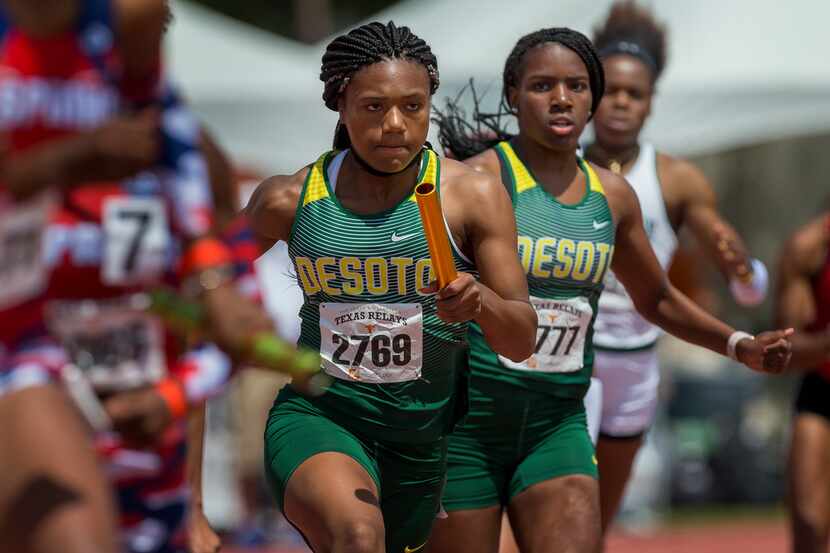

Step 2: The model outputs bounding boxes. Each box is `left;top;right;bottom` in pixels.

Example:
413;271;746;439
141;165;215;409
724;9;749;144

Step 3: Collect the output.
498;141;536;193
582;160;606;196
302;152;332;206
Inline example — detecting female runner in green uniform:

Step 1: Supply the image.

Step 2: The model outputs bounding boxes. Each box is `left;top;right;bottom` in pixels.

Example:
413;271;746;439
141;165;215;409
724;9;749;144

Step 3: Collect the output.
245;21;537;553
429;27;792;553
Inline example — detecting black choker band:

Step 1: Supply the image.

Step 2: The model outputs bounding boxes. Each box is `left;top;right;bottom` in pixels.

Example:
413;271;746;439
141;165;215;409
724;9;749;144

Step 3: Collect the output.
349;147;425;177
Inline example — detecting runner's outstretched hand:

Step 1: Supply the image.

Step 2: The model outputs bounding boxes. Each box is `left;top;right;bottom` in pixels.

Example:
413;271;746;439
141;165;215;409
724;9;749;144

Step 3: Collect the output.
736;328;794;374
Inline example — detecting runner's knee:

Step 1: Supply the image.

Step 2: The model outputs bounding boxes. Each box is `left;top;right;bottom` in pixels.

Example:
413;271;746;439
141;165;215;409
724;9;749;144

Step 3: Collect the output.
333;518;384;553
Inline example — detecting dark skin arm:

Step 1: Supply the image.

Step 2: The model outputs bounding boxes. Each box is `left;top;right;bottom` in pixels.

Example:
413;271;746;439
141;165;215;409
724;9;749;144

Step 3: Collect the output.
775;215;830;369
185;404;222;553
115;0;168;91
244;169;305;248
103;385;173;448
601;164;791;373
660;154;753;283
438;158;536;361
1;109;160;201
200;128;237;228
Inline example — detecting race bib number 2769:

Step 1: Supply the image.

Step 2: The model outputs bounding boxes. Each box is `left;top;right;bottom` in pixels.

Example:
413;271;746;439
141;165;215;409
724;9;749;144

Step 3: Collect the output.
319;302;423;384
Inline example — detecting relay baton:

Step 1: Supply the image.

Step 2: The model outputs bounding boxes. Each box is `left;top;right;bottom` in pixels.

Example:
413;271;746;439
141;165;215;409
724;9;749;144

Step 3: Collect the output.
147;289;324;382
415;182;457;289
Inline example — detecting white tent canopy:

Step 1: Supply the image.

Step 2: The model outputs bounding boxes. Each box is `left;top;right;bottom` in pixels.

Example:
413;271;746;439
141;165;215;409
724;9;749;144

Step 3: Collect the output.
168;0;830;171
167;0;317;100
167;1;335;173
364;0;830;157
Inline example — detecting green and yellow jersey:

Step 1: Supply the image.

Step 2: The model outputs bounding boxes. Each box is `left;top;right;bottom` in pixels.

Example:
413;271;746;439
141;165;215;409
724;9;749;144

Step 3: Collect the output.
468;140;615;399
287;148;476;442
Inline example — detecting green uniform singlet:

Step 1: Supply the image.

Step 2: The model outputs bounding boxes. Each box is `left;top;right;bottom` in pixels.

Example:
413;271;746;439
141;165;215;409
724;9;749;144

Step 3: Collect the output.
265;148;476;552
443;140;616;511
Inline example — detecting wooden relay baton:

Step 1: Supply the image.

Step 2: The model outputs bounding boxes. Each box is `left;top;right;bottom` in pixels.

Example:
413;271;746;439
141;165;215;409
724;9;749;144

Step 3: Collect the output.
415;181;458;289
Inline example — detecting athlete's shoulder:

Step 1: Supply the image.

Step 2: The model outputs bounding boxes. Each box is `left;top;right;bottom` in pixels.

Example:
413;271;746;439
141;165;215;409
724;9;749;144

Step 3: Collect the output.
656;152;713;197
656;151;704;180
440;155;503;201
585;160;630;198
585;160;639;222
462;148;501;178
786;213;830;273
244;164;312;244
249;166;310;214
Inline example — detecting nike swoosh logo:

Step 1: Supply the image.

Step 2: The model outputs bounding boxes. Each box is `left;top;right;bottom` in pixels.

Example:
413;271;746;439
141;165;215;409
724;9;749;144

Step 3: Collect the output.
592;220;610;231
391;232;418;243
404;542;427;553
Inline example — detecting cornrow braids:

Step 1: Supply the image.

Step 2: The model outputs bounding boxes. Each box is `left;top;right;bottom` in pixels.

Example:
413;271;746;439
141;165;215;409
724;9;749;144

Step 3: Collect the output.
320;21;439;149
593;0;667;82
434;28;604;160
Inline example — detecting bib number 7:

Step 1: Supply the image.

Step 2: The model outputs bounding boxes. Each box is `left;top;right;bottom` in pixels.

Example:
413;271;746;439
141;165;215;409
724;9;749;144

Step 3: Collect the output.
103;197;170;285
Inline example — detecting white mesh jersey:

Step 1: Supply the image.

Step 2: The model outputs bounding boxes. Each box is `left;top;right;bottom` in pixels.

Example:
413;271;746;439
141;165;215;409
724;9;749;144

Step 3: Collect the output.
594;143;678;350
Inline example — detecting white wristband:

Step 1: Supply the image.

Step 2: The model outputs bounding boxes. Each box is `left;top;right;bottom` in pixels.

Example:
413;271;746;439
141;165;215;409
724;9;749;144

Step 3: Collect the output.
729;258;769;306
727;331;754;362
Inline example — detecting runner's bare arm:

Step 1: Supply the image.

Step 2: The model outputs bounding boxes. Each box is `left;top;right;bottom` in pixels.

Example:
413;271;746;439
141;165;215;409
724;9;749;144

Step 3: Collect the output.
116;0;168;88
442;159;536;361
0;111;161;201
603;167;791;373
776;216;830;369
185;404;222;553
243;171;306;251
200;128;237;228
662;156;755;283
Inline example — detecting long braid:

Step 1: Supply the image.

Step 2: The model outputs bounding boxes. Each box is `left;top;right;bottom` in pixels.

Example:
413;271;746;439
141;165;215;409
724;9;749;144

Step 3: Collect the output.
432;81;514;161
320;21;439;149
434;27;604;160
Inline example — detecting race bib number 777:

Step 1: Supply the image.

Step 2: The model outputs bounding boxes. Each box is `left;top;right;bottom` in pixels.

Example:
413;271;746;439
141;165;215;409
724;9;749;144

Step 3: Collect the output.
499;295;593;374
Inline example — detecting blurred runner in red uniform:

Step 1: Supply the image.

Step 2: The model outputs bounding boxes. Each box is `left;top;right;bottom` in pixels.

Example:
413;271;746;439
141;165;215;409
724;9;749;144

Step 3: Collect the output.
1;1;272;551
777;212;830;553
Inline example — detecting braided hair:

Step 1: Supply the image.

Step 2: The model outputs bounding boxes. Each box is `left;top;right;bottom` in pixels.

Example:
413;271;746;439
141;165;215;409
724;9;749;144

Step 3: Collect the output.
434;27;604;160
320;21;439;149
593;0;667;82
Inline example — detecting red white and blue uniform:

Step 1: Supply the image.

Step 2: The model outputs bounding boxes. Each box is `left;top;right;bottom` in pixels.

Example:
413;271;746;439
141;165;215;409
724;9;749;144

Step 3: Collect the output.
0;2;253;551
